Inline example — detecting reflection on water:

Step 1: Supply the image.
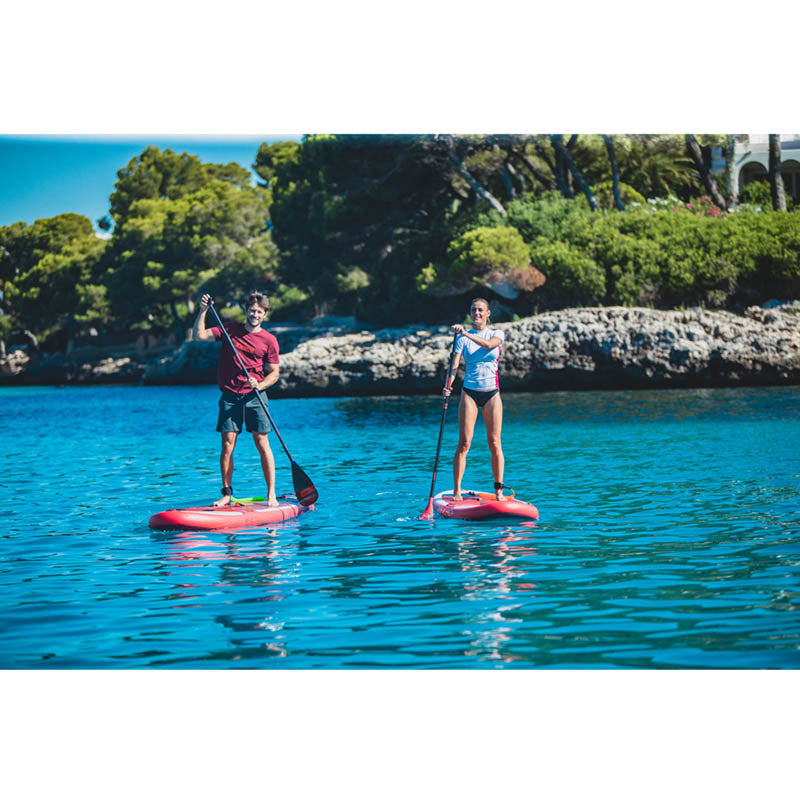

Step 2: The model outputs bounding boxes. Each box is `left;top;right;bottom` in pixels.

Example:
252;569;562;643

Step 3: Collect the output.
1;384;799;668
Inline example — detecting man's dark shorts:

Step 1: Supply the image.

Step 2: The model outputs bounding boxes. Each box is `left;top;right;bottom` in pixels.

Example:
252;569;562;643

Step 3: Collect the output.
216;391;271;434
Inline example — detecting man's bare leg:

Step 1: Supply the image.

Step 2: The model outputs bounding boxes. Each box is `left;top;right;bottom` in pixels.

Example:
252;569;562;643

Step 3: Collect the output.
252;432;278;506
214;431;237;506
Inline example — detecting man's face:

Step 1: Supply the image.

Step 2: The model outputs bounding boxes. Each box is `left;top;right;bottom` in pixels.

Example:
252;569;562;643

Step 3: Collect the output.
246;304;267;327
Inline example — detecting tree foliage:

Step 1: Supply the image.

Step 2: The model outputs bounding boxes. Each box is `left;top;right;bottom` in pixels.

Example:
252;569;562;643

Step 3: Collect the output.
257;134;515;321
0;213;107;348
2;135;799;356
109;146;253;223
1;147;281;350
104;147;279;335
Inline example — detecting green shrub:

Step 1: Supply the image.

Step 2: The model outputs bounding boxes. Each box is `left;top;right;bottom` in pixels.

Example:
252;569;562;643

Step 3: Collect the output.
268;284;311;320
727;209;800;297
584;219;661;305
448;226;530;274
531;239;606;307
591;181;647;210
336;267;371;293
472;200;800;310
419;225;537;295
639;211;737;306
740;180;772;208
506;192;592;242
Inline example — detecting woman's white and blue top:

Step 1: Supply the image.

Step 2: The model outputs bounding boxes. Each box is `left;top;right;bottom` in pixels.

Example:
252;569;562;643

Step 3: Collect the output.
455;328;505;391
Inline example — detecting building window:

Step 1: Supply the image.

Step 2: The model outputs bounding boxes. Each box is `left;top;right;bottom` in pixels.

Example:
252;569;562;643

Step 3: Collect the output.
739;162;768;195
781;160;800;200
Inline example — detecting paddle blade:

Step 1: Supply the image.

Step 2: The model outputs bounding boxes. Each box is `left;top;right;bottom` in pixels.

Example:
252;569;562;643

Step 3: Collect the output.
291;460;318;506
420;498;435;520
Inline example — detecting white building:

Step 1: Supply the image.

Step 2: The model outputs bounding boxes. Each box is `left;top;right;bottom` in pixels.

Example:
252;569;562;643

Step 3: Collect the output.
734;134;800;201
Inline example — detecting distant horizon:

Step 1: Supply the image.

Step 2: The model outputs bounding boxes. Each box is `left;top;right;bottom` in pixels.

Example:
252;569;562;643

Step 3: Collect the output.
0;134;302;230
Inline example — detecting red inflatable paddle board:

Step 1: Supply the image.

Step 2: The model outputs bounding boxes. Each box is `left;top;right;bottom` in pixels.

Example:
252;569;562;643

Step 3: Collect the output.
432;490;538;521
149;496;313;531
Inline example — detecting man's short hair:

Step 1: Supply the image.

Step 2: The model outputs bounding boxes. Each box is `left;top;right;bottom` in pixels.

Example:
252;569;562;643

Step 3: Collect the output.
245;291;270;312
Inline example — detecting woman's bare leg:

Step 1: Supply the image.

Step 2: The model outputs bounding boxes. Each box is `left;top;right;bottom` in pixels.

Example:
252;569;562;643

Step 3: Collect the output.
482;393;505;500
453;392;478;501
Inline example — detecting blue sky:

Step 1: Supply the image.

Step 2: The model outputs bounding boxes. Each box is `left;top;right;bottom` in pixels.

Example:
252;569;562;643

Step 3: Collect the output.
0;135;300;230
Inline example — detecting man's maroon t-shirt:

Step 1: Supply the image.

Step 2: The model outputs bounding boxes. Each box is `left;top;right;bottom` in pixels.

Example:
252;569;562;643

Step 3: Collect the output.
210;322;280;395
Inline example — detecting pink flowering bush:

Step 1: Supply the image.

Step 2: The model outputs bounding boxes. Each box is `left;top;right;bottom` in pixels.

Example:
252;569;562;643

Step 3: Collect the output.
686;196;726;217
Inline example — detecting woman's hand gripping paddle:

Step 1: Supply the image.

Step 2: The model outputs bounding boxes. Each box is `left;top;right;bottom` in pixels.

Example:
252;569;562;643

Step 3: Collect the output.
206;297;318;506
420;331;459;520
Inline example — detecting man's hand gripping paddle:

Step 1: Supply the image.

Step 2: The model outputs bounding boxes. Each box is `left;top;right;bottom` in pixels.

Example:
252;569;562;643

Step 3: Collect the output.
420;331;459;520
207;297;318;506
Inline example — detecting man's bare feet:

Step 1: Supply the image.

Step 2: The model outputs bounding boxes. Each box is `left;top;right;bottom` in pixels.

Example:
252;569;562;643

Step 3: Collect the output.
213;494;232;507
452;492;463;502
267;495;279;507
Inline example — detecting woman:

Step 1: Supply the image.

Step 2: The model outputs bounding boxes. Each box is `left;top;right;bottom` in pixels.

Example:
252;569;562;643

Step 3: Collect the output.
443;297;507;501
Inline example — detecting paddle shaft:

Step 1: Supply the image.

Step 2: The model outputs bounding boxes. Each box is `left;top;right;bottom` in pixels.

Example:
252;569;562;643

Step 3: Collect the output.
425;332;460;504
206;299;293;463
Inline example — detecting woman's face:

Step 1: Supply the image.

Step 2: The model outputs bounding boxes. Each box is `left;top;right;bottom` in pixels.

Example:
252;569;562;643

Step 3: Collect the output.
470;301;489;326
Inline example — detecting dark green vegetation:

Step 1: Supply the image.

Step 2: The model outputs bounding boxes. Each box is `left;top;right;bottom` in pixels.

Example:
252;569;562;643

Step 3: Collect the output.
1;135;798;354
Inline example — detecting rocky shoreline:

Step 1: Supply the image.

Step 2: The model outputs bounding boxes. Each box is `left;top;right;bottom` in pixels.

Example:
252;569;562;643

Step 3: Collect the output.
3;305;799;394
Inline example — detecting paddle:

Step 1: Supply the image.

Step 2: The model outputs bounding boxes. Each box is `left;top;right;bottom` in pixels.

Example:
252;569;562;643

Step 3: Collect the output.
206;297;318;506
420;331;460;520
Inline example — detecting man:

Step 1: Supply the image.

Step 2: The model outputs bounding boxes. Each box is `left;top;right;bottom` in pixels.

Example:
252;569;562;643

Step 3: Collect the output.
193;291;280;507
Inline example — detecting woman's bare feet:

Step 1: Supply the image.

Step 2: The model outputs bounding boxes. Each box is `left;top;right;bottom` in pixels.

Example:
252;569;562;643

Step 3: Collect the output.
213;494;232;507
267;494;279;507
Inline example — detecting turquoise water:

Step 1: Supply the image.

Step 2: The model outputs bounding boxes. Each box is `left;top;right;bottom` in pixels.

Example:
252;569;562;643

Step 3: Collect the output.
1;384;799;668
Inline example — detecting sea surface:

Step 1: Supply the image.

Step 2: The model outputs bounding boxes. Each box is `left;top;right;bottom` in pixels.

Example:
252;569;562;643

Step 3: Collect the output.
1;384;799;668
